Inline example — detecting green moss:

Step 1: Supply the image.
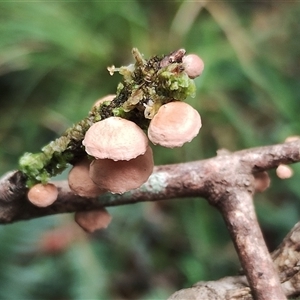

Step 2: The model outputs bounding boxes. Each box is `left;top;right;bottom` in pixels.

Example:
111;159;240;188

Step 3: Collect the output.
158;68;196;99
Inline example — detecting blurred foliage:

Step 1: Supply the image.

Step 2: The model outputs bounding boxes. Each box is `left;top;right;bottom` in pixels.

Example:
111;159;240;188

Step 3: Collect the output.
0;1;300;299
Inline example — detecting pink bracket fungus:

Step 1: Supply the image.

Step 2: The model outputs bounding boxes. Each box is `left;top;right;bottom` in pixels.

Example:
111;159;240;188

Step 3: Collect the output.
276;164;294;179
89;146;154;194
83;117;148;161
182;54;204;79
68;157;106;198
148;101;202;148
27;183;58;207
75;208;112;233
254;171;271;193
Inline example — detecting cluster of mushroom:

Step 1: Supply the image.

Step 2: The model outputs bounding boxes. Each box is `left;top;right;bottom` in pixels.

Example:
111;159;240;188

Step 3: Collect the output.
71;116;154;195
246;135;300;194
68;54;204;198
69;102;202;197
26;52;205;232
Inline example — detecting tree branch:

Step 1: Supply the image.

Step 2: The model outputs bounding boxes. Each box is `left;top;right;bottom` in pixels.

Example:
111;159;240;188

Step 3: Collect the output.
0;139;299;298
216;189;285;299
168;221;300;300
0;140;299;223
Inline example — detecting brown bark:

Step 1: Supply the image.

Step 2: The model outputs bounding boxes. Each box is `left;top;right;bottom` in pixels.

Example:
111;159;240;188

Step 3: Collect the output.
217;191;285;299
168;221;300;300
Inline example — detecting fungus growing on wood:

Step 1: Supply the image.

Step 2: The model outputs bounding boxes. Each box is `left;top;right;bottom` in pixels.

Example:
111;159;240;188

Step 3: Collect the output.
75;208;112;233
18;48;201;187
68;157;106;197
27;183;58;207
148;101;201;148
254;171;271;193
89;146;154;194
83;117;148;161
182;54;204;79
276;164;293;179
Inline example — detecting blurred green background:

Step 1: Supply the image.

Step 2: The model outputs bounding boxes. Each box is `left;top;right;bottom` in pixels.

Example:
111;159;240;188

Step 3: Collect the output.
0;1;300;299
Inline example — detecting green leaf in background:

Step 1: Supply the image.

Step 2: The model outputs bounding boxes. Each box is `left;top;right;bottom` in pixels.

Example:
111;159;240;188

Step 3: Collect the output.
0;1;300;299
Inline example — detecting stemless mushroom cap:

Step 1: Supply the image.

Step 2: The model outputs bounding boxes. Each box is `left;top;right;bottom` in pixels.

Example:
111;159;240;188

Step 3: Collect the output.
148;101;201;148
83;117;148;161
27;183;58;207
92;94;115;109
89;146;154;194
276;164;293;179
75;208;112;233
254;171;271;193
68;157;106;197
182;54;204;79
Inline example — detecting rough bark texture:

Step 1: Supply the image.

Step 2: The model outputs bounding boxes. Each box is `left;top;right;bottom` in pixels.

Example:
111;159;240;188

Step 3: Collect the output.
217;191;285;299
168;221;300;300
1;140;299;223
0;139;300;299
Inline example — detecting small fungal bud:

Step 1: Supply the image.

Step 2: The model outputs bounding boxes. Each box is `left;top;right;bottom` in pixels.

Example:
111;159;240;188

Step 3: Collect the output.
254;171;271;193
284;136;300;143
68;157;106;198
83;117;148;161
92;94;115;109
148;101;202;148
182;54;204;79
75;208;112;233
27;183;58;207
89;146;154;194
276;164;293;179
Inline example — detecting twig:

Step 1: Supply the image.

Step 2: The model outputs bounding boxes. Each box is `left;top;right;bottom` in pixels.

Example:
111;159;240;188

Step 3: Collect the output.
0;140;299;299
0;140;299;223
213;187;285;299
0;140;297;221
168;221;300;300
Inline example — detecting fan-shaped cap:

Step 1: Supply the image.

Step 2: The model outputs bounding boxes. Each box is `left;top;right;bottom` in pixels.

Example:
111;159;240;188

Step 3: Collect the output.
89;146;153;194
148;101;201;148
75;208;112;233
27;183;58;207
68;157;106;197
83;117;148;161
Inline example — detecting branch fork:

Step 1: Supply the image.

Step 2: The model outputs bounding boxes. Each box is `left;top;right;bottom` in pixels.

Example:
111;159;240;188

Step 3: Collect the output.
1;136;300;300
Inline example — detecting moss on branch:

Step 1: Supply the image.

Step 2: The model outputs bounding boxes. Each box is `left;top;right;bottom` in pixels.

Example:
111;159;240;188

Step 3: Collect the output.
19;48;196;187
